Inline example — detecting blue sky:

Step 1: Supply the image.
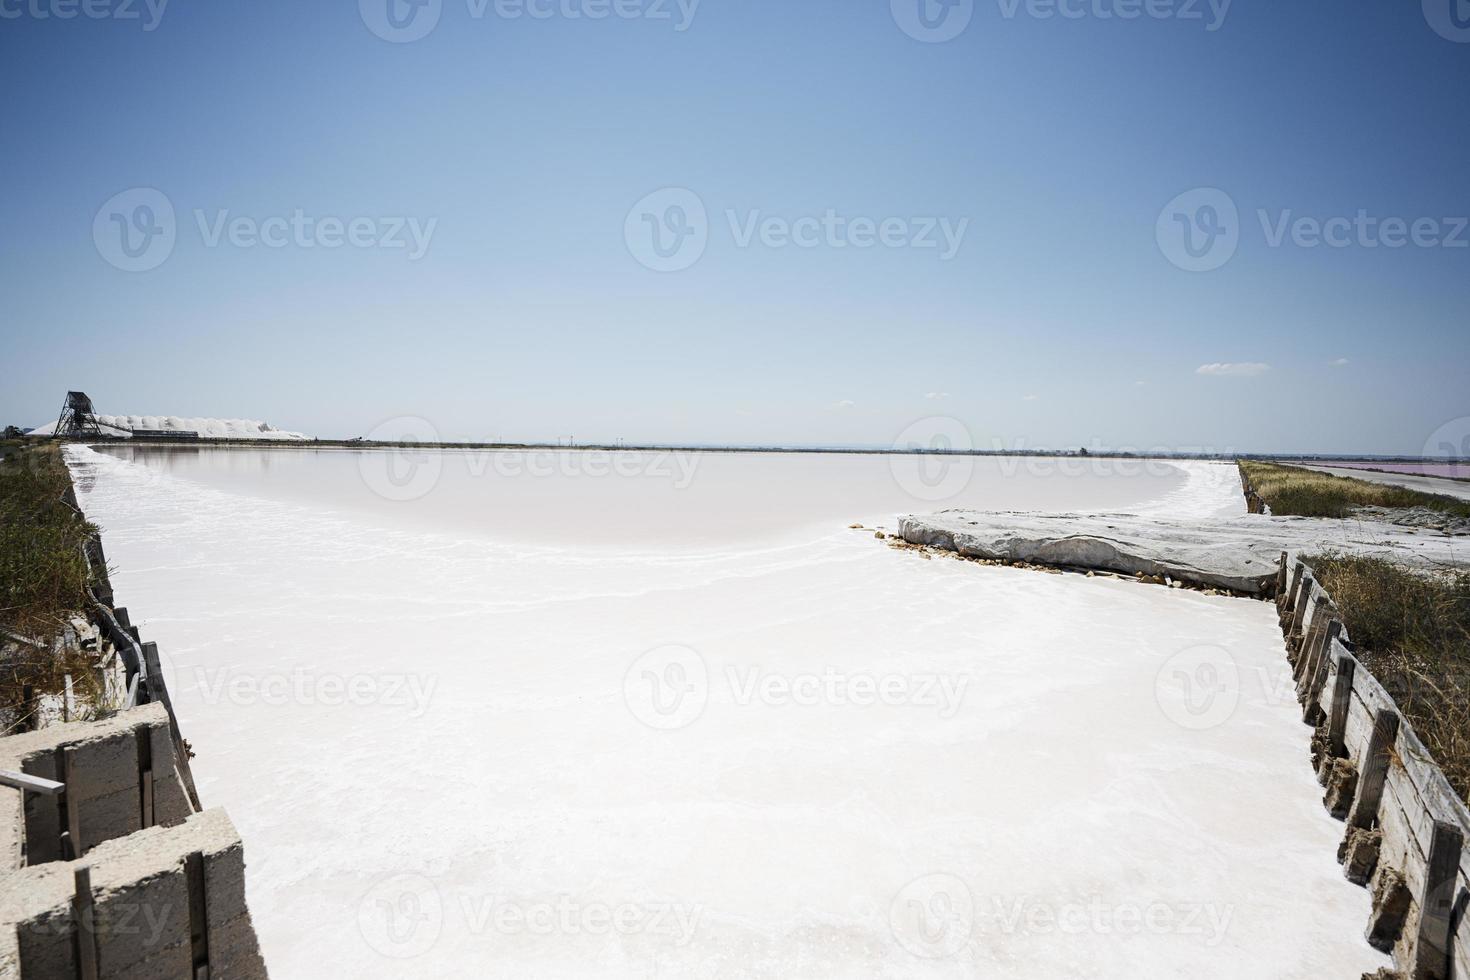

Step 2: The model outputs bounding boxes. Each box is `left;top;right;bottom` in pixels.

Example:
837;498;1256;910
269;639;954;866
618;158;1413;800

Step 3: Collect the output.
2;0;1467;453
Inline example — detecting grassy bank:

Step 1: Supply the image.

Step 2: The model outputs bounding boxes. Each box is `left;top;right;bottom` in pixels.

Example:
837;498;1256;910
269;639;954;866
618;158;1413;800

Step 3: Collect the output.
1239;460;1470;519
1;442;102;729
1304;552;1470;802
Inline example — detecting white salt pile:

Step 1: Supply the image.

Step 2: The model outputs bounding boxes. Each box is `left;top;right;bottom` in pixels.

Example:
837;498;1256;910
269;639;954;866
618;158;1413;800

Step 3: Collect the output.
29;415;308;440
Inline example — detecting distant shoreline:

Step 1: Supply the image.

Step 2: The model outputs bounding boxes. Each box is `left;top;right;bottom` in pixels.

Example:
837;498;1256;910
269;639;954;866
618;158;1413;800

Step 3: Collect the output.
52;436;1465;465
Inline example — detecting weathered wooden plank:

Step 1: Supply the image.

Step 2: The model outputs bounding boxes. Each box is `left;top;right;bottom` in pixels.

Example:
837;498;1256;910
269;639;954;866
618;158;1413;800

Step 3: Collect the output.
1295;597;1329;678
1302;621;1342;720
1414;822;1463;980
1281;561;1304;617
1349;709;1402;831
74;865;99;980
0;769;65;795
1327;653;1356;759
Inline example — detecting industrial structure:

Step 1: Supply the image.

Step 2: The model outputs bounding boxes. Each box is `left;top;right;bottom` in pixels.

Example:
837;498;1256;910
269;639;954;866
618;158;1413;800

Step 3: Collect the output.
53;391;197;440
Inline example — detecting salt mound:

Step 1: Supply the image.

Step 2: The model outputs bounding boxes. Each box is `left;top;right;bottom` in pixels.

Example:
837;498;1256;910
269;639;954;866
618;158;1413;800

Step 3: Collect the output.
29;414;309;440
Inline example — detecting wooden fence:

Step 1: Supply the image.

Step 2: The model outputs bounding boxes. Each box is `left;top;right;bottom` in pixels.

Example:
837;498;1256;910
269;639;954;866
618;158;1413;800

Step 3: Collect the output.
1278;554;1469;979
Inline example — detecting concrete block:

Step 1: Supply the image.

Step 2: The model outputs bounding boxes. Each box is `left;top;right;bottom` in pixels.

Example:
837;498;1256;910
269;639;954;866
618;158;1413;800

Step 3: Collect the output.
55;731;138;802
208;912;269;978
92;865;191;974
106;941;192;980
3;704;194;866
19;754;62;865
1;809;265;979
79;786;144;855
1;779;22;874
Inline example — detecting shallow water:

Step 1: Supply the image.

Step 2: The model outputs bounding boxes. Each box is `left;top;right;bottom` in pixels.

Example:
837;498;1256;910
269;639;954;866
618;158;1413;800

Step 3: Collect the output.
65;446;1388;979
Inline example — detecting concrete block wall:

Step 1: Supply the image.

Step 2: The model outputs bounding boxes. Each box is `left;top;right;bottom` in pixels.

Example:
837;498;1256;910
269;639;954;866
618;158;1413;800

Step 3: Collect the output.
0;703;193;868
0;807;268;979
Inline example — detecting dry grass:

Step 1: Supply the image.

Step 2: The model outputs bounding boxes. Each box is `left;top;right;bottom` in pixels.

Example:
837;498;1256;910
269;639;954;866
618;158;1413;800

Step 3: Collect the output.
1304;551;1470;802
1;441;102;730
1239;460;1470;519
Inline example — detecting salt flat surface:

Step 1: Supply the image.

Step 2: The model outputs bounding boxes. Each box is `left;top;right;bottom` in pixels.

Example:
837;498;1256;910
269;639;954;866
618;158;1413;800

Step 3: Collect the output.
65;446;1389;978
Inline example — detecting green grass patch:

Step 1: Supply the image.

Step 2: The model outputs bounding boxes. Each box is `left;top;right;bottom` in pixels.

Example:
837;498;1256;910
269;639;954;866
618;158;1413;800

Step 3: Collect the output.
1238;460;1470;519
1;442;98;644
1;442;105;730
1304;552;1470;802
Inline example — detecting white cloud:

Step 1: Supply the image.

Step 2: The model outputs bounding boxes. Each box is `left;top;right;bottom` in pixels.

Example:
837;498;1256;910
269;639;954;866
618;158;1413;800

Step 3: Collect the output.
925;392;950;401
1022;394;1039;401
1196;362;1271;377
833;399;855;409
1328;357;1350;368
1134;380;1147;387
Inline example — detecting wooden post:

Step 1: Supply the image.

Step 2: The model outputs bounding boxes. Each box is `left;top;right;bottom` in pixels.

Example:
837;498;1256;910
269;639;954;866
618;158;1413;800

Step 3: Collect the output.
1327;655;1356;759
62;746;83;859
1348;709;1401;830
135;724;155;829
1289;576;1315;646
1301;621;1342;719
185;850;211;979
1293;597;1326;675
1275;551;1288;602
73;865;99;980
1281;563;1304;620
1413;821;1464;980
